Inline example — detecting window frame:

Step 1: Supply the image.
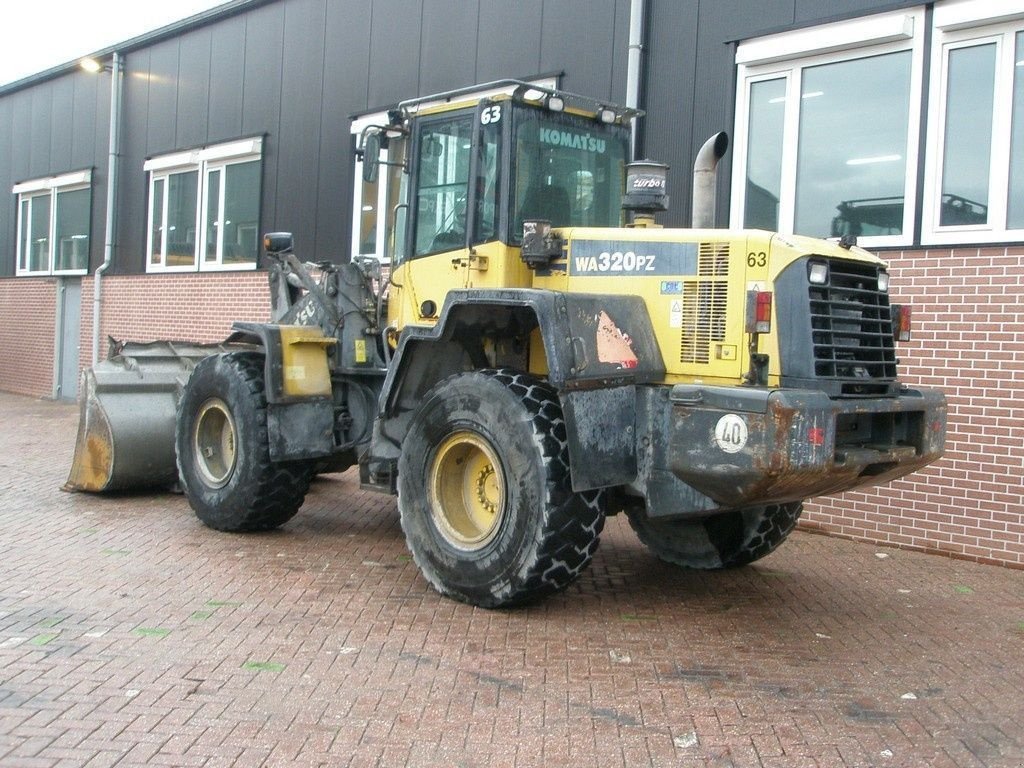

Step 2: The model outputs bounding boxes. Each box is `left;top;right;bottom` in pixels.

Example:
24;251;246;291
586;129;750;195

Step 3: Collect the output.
922;6;1024;244
13;170;92;277
730;9;926;247
144;137;262;273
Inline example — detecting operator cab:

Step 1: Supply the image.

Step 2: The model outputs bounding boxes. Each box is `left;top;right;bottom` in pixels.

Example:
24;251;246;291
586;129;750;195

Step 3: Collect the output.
359;81;634;265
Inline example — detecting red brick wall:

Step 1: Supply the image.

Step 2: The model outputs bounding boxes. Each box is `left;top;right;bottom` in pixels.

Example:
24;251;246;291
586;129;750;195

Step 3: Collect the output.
802;246;1024;568
78;271;272;370
0;278;57;397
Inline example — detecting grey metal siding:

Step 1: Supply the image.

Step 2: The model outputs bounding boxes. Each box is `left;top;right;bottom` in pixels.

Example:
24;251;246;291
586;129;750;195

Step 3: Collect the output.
2;0;926;277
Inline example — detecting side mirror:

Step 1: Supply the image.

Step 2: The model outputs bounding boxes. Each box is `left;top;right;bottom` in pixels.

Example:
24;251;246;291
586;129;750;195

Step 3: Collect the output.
263;232;294;255
362;132;382;184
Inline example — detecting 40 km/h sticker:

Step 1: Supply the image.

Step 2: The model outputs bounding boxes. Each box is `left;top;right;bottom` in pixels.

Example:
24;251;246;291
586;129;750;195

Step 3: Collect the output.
714;414;748;454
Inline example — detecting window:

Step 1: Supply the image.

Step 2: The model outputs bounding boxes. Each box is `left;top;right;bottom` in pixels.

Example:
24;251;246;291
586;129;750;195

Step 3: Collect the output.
922;1;1024;243
732;10;925;246
413;114;474;256
145;138;262;271
13;170;92;276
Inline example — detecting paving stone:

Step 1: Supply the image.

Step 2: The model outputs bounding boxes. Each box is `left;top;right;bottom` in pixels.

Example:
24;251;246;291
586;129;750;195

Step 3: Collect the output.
0;391;1022;766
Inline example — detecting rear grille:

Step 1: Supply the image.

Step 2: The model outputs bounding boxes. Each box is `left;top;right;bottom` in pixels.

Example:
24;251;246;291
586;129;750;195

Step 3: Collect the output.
809;259;896;392
679;242;729;364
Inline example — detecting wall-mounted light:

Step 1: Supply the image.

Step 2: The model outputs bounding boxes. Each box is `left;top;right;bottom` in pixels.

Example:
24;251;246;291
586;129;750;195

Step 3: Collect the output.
79;57;106;74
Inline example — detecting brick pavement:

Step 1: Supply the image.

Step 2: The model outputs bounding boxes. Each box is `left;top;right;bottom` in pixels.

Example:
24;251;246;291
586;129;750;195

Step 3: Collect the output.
0;391;1022;768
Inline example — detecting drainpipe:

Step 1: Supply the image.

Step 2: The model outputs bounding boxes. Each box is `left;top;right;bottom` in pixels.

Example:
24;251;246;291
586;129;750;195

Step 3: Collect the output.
93;51;123;366
692;132;729;229
625;0;646;160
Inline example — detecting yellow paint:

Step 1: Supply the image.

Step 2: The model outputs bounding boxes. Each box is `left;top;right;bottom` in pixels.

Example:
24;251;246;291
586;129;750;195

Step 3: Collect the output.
279;326;335;397
354;338;368;364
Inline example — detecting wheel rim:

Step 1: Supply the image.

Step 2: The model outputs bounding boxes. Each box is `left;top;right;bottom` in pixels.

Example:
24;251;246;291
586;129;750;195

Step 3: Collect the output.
192;398;237;488
428;430;506;551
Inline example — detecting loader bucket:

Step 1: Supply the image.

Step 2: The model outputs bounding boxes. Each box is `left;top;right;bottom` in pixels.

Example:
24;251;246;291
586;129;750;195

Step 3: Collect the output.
64;340;234;493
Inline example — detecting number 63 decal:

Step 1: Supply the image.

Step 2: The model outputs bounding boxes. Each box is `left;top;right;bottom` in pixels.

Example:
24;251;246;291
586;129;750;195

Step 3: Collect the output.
480;105;502;125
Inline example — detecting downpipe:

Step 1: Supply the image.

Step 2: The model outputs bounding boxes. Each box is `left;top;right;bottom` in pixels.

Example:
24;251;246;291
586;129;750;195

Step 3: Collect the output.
691;131;729;229
93;51;123;366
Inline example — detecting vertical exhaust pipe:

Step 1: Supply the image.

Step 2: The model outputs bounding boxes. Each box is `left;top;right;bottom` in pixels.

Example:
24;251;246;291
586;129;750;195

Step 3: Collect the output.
692;132;729;229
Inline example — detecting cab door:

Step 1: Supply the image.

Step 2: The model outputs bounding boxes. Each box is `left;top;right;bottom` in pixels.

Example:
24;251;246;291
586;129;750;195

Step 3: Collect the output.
387;110;476;330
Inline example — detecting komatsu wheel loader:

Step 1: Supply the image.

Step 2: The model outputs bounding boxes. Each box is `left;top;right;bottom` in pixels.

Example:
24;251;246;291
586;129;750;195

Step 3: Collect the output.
67;81;946;608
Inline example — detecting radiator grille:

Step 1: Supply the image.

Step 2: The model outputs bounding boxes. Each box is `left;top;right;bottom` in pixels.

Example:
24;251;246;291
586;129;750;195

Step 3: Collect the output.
679;243;730;364
809;258;897;388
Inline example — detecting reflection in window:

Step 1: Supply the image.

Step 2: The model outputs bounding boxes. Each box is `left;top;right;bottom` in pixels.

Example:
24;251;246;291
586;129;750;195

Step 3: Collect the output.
744;78;785;230
54;188;90;272
165;170;199;267
940;43;995;226
204;168;221;263
1009;32;1024;228
150;178;165;266
794;51;912;237
222;160;260;265
29;194;51;273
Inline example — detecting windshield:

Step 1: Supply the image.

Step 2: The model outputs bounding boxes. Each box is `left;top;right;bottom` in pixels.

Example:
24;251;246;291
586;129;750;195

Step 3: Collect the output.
512;108;630;240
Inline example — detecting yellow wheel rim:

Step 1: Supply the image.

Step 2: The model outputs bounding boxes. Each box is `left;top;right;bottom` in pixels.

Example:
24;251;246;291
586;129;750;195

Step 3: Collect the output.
429;431;505;550
193;398;237;488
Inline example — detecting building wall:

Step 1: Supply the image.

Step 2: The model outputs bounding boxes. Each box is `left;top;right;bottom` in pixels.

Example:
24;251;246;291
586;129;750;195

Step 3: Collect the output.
0;278;57;397
803;245;1024;567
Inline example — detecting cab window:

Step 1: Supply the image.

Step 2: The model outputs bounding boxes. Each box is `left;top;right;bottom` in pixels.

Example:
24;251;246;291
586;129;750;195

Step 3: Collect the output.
413;114;474;256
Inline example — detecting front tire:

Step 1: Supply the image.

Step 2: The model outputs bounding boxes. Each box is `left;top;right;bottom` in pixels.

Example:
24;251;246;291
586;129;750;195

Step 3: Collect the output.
626;502;803;569
398;369;605;608
176;352;313;532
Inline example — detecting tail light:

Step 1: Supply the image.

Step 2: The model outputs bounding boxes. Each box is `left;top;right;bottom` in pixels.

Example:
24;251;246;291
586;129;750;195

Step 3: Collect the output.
746;290;773;334
891;304;912;342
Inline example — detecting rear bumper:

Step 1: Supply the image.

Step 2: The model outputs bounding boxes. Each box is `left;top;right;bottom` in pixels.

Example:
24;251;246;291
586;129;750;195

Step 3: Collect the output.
644;384;946;517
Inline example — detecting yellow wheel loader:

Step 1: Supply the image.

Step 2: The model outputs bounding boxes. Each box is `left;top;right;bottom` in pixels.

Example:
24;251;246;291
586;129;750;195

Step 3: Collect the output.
67;81;946;608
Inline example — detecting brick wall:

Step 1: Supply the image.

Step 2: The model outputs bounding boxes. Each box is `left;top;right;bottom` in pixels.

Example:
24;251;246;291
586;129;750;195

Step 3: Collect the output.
78;271;272;371
802;246;1024;568
0;278;57;397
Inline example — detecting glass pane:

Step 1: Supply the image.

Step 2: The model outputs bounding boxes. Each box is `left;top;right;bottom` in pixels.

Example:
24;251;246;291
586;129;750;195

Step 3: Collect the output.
414;116;473;256
385;137;408;264
150;178;165;266
54;188;90;272
18;198;29;271
1009;32;1024;228
358;161;380;255
204;168;221;262
794;51;912;238
29;194;51;272
474;121;501;244
222;160;260;265
940;43;995;226
511;108;629;239
166;170;198;267
744;78;786;230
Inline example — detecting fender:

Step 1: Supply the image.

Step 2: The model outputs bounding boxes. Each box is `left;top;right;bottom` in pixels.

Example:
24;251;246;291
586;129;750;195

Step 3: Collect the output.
227;321;336;462
376;288;665;491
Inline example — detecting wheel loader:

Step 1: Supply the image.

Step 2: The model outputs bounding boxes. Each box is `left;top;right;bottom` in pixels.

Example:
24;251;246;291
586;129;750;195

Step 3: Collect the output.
67;80;946;608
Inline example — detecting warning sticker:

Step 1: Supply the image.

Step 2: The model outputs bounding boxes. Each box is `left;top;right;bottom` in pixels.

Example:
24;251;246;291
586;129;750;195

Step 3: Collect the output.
669;300;683;328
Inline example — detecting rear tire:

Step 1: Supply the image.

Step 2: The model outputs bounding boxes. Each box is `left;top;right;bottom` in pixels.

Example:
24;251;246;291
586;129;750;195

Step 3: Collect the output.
398;369;605;608
626;502;803;569
176;352;313;532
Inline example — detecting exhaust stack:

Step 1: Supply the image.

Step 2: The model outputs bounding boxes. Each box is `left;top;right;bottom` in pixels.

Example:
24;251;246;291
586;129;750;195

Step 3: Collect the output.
692;132;729;229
